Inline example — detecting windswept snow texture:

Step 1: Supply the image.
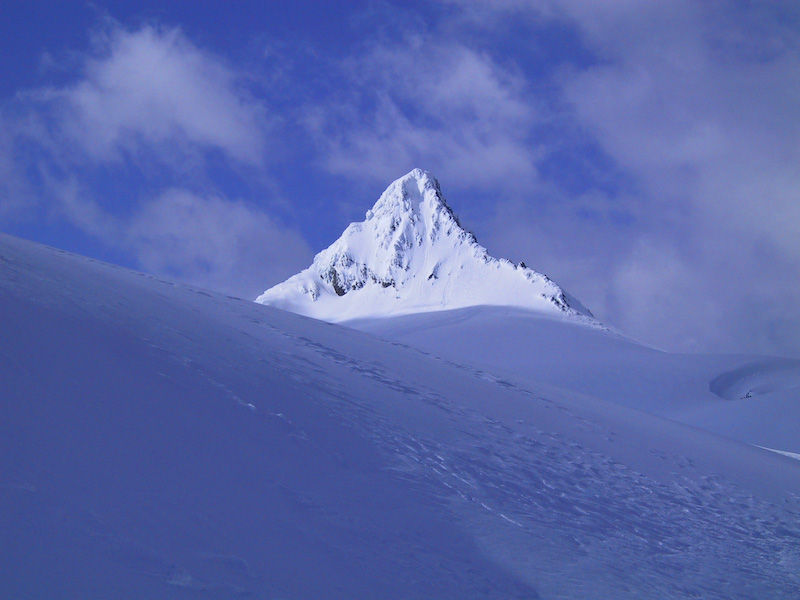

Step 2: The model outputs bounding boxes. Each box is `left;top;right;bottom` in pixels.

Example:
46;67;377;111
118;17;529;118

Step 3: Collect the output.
349;306;800;455
3;234;800;599
257;169;592;323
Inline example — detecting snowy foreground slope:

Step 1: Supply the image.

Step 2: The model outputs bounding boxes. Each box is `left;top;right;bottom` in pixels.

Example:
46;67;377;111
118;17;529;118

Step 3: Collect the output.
3;234;800;599
257;169;593;323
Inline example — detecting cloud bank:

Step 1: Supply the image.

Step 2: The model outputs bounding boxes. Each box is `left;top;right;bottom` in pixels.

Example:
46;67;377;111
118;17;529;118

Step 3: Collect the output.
549;2;800;354
3;21;311;298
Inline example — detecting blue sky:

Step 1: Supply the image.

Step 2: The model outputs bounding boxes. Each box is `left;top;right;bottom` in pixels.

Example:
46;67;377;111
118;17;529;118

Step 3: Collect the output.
1;1;799;357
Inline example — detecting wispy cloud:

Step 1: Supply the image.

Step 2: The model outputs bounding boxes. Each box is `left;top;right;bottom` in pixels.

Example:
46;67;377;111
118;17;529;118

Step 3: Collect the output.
439;1;800;355
43;179;312;299
1;21;309;298
30;23;269;167
127;189;312;299
305;34;541;193
555;2;800;354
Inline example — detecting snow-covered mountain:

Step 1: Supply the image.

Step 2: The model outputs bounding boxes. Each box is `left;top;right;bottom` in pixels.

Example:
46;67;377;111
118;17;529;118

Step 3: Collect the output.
258;168;800;457
3;233;800;599
257;169;593;323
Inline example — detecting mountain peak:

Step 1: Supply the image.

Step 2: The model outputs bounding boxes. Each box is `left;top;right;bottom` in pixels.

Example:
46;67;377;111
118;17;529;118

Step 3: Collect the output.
366;168;460;234
257;170;595;323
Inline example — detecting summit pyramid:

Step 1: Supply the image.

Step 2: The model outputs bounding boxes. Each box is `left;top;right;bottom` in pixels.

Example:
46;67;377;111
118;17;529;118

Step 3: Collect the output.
257;169;594;323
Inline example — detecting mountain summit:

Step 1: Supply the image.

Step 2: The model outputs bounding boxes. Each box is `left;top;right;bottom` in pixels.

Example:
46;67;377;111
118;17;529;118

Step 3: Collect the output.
257;169;594;322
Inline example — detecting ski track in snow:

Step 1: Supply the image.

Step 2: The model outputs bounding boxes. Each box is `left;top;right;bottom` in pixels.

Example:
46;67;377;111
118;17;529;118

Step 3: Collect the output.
350;307;800;457
242;313;800;599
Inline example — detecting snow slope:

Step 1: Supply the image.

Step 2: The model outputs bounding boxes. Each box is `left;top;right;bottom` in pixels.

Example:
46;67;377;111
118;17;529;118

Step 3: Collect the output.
258;168;800;455
348;306;800;454
3;233;800;599
257;169;593;323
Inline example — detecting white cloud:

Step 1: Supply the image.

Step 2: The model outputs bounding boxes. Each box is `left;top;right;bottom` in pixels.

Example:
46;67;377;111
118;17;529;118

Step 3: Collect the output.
35;176;311;299
305;36;540;192
442;1;800;355
608;241;720;352
127;189;313;299
556;3;800;353
47;175;121;238
37;23;268;166
0;22;306;300
0;115;30;219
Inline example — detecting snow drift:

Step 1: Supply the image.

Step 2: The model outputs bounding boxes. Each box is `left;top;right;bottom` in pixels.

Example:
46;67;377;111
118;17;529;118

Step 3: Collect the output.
348;306;800;455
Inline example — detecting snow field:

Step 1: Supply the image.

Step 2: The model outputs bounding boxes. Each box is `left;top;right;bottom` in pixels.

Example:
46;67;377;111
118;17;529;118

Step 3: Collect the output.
2;234;800;599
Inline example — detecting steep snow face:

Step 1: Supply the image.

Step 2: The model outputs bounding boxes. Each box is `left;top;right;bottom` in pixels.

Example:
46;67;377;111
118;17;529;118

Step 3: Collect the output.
257;169;593;322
